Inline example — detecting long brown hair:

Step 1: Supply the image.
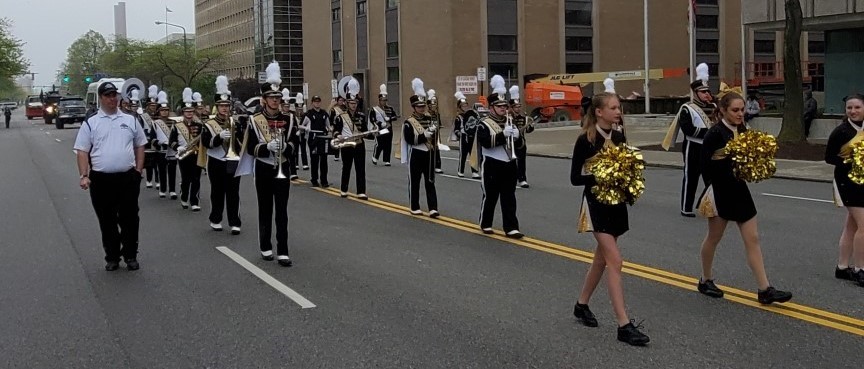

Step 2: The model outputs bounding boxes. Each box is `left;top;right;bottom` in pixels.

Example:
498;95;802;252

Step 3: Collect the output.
582;93;619;144
713;92;745;123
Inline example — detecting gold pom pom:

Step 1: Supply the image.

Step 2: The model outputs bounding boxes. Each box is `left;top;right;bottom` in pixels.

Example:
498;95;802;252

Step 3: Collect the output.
845;140;864;185
586;144;646;205
725;129;777;183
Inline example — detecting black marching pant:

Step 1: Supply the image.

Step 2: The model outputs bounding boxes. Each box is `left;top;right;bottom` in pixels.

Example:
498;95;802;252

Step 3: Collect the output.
255;161;291;256
409;149;438;211
89;169;141;262
340;144;366;194
516;145;528;182
480;158;519;232
178;156;201;205
145;152;157;183
296;136;308;167
208;159;241;226
458;135;479;174
681;140;702;214
309;139;329;185
373;132;393;162
159;157;177;194
5;115;10;128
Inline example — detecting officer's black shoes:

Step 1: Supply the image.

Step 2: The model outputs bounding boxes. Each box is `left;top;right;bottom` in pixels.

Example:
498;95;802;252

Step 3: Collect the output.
481;228;494;234
505;230;524;239
680;211;696;218
125;259;140;271
573;303;599;327
105;261;120;271
617;320;650;346
261;251;274;261
835;266;854;281
697;279;724;298
757;287;793;305
310;181;320;188
429;210;440;218
277;256;293;267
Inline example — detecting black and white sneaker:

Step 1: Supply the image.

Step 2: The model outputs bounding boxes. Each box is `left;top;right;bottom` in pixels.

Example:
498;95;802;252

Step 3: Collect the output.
384;162;391;167
573;303;599;327
505;230;524;239
471;172;481;179
617;320;650;346
835;266;854;281
697;279;724;298
210;223;223;231
481;228;494;234
261;250;274;261
230;226;241;235
372;157;378;165
410;209;422;215
429;210;440;218
302;165;309;170
277;255;293;267
434;168;443;174
757;287;793;305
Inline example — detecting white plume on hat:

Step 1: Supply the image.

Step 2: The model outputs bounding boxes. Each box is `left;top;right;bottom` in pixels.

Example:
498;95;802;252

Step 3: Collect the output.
157;91;168;105
147;85;158;100
182;87;193;106
427;89;437;101
603;78;616;94
411;78;426;97
509;85;520;101
295;92;304;103
379;84;388;96
347;77;360;97
490;75;507;95
130;89;140;102
215;75;230;95
281;88;291;102
454;91;466;101
192;92;203;103
696;63;710;85
265;61;282;90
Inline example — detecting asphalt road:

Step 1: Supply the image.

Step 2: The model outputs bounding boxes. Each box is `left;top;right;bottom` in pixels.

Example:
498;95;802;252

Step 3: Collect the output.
1;109;862;368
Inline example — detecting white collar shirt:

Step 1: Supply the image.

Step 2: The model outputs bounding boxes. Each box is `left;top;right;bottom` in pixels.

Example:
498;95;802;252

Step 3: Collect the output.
73;109;147;173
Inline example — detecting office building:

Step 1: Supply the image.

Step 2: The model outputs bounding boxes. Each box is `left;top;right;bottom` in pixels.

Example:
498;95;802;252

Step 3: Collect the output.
114;2;127;40
195;0;257;79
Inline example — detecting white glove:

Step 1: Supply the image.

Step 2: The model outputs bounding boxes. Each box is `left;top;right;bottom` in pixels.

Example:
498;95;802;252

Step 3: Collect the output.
267;139;284;153
176;146;186;155
424;130;434;139
219;130;231;139
427;124;437;133
504;126;519;138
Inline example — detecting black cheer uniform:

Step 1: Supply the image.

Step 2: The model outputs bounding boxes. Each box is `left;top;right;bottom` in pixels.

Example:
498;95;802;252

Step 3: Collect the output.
245;110;300;257
334;109;369;194
304;108;331;185
201;115;244;227
403;112;438;212
570;128;629;237
826;119;864;207
699;122;756;223
477;114;520;232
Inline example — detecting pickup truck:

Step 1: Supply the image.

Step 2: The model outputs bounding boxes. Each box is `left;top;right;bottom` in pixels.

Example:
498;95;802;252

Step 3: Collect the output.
56;96;87;129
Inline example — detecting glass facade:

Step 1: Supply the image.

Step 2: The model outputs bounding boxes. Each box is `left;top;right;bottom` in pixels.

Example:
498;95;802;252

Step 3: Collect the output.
255;0;304;92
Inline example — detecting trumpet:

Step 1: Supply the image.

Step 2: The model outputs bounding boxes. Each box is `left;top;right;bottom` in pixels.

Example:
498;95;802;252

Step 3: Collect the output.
273;127;287;179
177;135;201;160
223;116;241;161
505;113;517;160
331;128;379;150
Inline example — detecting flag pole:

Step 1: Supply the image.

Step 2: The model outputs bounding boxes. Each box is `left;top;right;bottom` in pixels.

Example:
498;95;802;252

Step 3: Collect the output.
740;4;747;100
644;0;650;114
165;7;169;38
688;0;695;100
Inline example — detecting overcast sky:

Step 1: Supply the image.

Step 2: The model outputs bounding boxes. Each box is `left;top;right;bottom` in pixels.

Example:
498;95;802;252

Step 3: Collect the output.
1;0;195;87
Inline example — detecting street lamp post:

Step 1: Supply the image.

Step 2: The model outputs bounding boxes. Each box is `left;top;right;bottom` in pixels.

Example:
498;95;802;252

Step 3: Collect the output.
155;21;188;57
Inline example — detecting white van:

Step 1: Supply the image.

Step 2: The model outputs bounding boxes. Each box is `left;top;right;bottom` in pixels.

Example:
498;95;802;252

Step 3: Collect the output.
85;78;126;109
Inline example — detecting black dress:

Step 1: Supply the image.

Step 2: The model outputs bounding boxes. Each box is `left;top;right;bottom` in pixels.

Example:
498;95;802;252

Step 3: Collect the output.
699;122;757;222
825;119;864;207
570;128;629;237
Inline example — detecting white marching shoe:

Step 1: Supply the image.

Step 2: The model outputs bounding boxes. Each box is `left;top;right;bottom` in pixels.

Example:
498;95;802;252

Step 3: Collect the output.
210;223;223;231
230;226;241;235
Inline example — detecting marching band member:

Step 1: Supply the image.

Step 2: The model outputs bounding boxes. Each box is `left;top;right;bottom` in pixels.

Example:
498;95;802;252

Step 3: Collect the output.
453;92;480;179
294;93;310;172
193;92;208;120
303;95;331;188
477;75;523;238
330;96;347;162
401;78;439;217
371;84;398;166
201;76;243;234
333;78;371;199
240;61;299;266
663;63;716;217
154;91;178;199
509;85;535;188
696;92;793;304
569;79;649;346
279;88;301;180
127;89;156;189
168;88;204;211
427;89;444;174
144;85;167;192
825;94;864;286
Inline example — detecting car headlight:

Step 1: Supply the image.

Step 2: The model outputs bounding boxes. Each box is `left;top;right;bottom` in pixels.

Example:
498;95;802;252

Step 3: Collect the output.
46;106;54;113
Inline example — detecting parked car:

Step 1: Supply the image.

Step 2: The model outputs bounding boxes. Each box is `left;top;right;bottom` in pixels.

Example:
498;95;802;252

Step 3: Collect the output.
55;96;87;129
25;95;42;119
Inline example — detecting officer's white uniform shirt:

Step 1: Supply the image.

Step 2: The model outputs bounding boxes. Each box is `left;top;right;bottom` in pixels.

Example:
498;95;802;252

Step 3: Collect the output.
74;109;147;173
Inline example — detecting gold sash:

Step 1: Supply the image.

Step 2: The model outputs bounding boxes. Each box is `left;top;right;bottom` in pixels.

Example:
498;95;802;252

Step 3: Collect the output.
176;121;207;167
407;117;435;151
252;114;274;142
661;103;713;150
469;117;505;170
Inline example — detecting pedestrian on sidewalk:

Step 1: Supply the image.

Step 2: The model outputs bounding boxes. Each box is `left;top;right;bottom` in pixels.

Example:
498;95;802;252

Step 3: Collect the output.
73;82;147;271
804;90;818;137
569;81;649;347
3;106;11;128
744;94;760;123
695;92;793;305
825;94;864;286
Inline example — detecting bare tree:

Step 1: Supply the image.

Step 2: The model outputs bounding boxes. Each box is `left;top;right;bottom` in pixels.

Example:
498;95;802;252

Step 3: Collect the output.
777;0;805;143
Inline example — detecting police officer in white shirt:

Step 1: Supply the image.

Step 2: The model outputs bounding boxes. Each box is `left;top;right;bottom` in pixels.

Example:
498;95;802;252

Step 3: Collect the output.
74;82;148;271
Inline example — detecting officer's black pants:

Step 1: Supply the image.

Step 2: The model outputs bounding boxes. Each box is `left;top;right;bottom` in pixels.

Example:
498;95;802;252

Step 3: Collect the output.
89;169;141;262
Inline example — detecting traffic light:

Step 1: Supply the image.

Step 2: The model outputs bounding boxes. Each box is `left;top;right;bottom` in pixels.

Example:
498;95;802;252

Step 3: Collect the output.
84;76;93;83
63;75;70;83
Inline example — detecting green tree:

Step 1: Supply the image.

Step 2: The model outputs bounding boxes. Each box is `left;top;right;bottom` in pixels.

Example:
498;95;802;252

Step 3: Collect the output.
0;18;29;79
60;30;110;95
777;0;805;143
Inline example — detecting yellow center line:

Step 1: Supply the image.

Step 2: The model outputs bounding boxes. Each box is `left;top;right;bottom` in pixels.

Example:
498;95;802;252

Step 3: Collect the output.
308;186;864;336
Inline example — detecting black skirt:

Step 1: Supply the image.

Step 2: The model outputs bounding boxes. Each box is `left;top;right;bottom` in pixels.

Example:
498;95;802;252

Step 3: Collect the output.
579;189;629;237
699;179;757;223
834;170;864;207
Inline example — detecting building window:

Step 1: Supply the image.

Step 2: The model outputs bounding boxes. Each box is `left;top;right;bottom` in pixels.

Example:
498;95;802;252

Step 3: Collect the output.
753;62;775;77
357;1;366;16
565;36;592;52
387;42;399;58
333;49;342;63
387;67;400;82
695;0;718;4
695;15;718;29
489;63;518;80
566;63;592;74
808;40;825;54
387;0;398;9
332;7;341;22
753;40;775;54
696;39;719;53
565;3;592;26
488;35;517;52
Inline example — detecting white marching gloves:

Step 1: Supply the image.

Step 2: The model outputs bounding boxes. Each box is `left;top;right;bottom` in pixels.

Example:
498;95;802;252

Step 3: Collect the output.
267;139;284;153
219;130;232;139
